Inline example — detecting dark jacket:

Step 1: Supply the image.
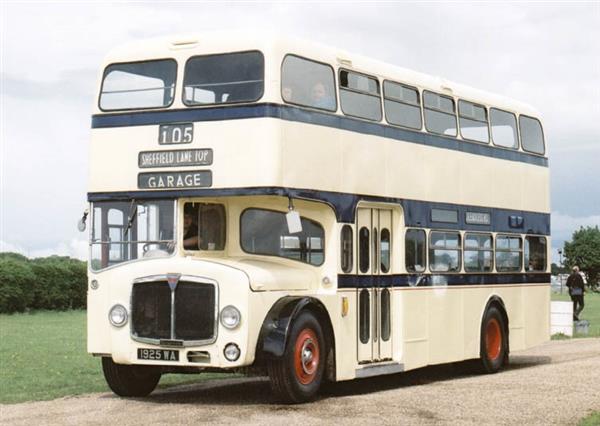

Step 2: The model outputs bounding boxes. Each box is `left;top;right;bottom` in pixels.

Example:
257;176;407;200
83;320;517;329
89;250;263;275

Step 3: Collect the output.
566;272;584;296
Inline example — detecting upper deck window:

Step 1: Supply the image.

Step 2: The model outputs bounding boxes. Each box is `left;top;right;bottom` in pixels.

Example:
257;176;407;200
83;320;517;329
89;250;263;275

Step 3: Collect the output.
383;81;422;130
281;55;336;111
183;51;264;106
459;100;489;143
519;115;545;155
339;70;382;122
99;59;177;111
490;108;519;149
423;91;457;137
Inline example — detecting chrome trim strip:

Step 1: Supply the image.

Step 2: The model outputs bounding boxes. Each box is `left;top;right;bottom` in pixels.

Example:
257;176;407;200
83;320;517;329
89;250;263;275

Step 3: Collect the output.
130;274;219;348
355;362;404;378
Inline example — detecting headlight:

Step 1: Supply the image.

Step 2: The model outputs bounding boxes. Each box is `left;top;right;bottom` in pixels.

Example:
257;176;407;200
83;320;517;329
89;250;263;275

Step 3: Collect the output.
220;305;241;329
108;304;128;327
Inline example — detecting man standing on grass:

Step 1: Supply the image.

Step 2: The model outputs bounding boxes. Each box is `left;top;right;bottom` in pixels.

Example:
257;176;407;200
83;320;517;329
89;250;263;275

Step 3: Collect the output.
566;265;585;321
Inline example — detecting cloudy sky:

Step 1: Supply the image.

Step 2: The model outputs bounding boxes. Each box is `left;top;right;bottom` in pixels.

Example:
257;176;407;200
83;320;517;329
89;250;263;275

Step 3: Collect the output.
1;1;599;263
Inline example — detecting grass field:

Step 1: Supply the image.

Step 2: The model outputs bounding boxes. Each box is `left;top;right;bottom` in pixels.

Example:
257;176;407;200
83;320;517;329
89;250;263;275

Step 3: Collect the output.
551;291;600;338
0;310;231;404
1;294;598;405
579;411;600;426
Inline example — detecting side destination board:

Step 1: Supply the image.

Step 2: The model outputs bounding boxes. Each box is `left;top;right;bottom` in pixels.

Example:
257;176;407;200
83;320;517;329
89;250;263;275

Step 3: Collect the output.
138;149;213;168
138;170;212;189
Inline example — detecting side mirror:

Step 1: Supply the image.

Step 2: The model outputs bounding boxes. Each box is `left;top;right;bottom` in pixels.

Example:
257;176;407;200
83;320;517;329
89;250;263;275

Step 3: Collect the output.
77;211;88;232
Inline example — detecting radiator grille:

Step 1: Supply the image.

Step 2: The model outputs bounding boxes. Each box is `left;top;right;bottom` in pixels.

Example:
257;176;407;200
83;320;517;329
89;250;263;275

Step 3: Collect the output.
131;280;216;343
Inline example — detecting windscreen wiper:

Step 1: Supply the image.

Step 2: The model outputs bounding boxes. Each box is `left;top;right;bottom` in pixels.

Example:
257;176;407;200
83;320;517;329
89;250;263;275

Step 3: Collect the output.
123;200;137;237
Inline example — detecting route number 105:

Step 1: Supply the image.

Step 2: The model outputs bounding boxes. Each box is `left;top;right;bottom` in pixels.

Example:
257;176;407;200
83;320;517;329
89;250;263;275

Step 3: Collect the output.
158;123;194;144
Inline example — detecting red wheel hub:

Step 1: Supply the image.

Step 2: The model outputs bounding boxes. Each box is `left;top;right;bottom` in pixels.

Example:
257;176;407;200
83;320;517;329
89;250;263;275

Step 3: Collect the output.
294;328;320;385
485;318;502;361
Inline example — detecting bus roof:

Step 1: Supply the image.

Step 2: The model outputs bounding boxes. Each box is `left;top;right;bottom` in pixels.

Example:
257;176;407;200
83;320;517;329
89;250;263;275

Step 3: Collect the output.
102;31;542;118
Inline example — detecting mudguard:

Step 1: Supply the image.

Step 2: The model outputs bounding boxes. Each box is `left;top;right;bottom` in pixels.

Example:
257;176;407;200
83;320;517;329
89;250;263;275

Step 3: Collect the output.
257;296;326;359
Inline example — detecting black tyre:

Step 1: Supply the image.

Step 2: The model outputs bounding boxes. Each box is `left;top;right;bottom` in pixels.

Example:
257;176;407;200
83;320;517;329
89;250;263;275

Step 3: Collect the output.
267;311;325;403
479;306;508;373
102;357;161;397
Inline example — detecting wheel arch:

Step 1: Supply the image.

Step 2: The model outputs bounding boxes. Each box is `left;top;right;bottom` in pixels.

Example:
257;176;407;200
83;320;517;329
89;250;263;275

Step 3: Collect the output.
256;296;336;380
480;295;510;360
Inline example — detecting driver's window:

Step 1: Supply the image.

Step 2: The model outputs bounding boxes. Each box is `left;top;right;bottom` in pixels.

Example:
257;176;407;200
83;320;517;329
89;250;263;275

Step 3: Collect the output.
183;203;226;250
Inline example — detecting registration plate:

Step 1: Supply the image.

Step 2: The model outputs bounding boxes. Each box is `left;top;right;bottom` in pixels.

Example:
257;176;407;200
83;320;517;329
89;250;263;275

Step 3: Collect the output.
137;348;179;362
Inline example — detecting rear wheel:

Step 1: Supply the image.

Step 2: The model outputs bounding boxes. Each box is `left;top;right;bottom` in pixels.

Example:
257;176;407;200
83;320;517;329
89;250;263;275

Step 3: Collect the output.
267;311;325;403
102;357;161;397
479;306;508;373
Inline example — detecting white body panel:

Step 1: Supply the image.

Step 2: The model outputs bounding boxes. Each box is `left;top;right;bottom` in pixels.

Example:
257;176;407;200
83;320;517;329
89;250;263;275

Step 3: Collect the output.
87;33;550;382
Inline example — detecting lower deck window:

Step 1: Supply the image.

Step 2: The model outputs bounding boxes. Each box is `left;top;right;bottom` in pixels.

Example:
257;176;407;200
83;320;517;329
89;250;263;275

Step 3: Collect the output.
405;229;426;272
496;235;522;272
90;200;175;270
525;236;547;271
240;209;325;266
183;203;226;251
464;233;493;272
429;231;461;272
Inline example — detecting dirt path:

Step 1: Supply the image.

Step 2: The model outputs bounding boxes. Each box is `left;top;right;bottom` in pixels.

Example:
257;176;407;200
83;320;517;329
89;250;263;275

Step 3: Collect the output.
2;339;599;425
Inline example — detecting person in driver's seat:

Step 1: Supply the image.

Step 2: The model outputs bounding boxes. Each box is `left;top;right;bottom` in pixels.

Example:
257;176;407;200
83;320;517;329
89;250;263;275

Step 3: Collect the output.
183;204;199;250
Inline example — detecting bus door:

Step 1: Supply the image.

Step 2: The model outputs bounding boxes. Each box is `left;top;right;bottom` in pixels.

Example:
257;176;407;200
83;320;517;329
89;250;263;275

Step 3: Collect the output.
356;207;393;363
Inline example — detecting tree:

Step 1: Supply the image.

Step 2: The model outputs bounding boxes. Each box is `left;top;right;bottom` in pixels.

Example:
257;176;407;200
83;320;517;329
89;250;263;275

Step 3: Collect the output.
0;258;36;313
551;263;567;276
563;226;600;287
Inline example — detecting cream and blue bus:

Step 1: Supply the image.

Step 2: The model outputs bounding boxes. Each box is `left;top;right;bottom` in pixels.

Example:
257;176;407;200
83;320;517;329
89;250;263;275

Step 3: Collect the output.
83;32;550;403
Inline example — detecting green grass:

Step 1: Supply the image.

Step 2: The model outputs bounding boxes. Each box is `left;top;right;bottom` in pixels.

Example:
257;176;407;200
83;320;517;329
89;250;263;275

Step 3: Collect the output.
579;411;600;426
551;291;600;338
0;310;231;404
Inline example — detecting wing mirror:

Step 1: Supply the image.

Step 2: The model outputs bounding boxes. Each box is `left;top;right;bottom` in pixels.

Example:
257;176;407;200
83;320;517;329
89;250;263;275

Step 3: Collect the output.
77;210;88;232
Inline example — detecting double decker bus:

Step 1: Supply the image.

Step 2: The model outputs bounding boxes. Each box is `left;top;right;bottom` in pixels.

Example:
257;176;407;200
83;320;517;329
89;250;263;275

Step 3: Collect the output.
83;32;550;403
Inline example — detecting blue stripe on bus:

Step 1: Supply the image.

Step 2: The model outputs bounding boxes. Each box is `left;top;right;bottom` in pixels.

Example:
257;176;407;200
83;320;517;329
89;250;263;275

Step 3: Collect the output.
90;103;548;167
337;273;551;288
87;186;551;235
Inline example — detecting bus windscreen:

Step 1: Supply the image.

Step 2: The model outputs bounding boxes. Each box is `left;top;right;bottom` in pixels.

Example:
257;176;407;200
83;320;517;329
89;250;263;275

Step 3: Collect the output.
183;51;264;106
99;59;177;111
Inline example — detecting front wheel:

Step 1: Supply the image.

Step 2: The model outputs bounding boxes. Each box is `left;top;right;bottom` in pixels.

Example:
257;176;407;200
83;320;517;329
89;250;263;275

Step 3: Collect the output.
102;357;161;397
479;306;508;373
267;311;325;403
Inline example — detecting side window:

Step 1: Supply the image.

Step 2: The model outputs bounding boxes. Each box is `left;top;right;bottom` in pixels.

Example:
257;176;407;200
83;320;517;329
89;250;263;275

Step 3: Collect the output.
490;108;518;149
359;226;370;273
183;203;226;251
340;225;353;273
405;229;426;272
496;235;522;272
380;228;391;273
240;209;324;266
519;115;545;155
339;70;382;121
281;55;336;111
429;231;461;272
423;91;457;137
525;236;547;271
383;81;422;130
464;233;493;272
459;100;489;143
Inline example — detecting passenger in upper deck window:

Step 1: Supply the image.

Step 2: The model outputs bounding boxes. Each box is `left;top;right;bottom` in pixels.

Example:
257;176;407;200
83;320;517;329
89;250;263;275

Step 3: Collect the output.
310;82;335;110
